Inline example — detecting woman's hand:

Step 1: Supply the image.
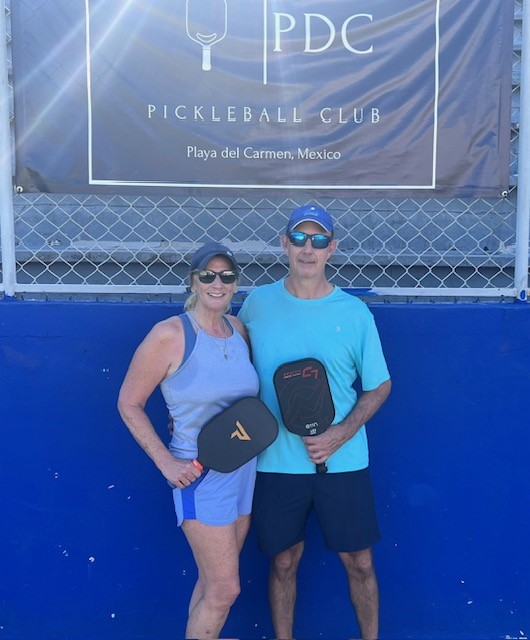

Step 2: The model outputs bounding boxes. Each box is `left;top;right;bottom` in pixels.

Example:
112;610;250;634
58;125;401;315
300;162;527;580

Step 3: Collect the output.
162;456;203;488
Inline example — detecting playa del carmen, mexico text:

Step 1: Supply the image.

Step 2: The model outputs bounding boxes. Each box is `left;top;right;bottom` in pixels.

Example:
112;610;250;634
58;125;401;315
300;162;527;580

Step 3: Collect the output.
186;146;342;161
146;105;381;125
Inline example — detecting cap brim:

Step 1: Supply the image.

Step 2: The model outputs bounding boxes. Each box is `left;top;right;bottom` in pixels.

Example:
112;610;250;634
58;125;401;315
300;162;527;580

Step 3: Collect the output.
194;251;239;273
288;217;333;233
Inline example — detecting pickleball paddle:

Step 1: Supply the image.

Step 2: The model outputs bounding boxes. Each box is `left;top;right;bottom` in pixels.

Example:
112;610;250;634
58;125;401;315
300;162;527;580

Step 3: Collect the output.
186;0;227;71
192;396;278;473
273;358;335;473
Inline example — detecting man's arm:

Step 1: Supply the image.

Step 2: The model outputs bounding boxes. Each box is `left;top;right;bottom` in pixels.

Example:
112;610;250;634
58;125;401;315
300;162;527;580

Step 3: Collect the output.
302;379;391;465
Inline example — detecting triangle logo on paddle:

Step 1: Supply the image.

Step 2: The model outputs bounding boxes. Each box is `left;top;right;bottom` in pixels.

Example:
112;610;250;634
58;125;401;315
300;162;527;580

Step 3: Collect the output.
195;397;278;472
231;420;251;441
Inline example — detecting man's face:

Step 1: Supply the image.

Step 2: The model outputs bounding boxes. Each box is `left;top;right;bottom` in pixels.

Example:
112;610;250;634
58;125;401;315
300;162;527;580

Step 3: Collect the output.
281;220;337;279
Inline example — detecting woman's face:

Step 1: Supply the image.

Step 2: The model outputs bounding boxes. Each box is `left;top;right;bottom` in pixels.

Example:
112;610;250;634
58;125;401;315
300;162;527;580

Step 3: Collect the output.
191;255;238;313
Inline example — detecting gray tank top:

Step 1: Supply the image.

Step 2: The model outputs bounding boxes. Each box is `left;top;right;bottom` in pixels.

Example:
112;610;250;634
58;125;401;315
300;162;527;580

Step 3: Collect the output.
161;313;260;459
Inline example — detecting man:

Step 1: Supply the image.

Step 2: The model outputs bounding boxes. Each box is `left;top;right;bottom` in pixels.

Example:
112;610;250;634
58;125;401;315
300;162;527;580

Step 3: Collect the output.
238;204;391;640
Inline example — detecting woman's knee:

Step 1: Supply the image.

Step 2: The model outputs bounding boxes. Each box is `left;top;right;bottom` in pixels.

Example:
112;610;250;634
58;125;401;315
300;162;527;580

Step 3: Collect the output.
204;577;241;609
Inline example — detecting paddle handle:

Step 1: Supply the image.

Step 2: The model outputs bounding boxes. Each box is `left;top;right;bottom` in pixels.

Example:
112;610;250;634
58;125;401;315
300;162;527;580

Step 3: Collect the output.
316;462;328;474
201;46;212;71
192;459;204;471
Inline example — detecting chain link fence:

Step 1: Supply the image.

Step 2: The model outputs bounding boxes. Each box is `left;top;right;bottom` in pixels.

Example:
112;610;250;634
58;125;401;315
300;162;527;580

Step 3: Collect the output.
1;1;527;301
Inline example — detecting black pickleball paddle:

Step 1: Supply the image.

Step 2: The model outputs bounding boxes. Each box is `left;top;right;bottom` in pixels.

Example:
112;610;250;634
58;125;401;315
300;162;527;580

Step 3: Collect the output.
193;397;278;473
273;358;335;474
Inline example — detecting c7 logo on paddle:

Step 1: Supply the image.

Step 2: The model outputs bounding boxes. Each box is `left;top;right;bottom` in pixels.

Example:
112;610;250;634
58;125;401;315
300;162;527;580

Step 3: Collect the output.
302;366;318;379
231;420;251;441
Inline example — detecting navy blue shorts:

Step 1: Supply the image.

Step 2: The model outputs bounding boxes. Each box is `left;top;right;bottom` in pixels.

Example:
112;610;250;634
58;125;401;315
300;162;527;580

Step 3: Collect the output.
252;468;380;555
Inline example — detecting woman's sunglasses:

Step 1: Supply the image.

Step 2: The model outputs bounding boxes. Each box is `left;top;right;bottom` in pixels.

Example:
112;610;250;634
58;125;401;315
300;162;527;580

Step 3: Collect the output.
195;269;237;284
288;231;332;249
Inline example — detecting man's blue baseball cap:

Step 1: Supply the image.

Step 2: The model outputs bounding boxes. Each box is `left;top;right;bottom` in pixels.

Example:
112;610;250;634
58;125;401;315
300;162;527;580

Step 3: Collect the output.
190;241;239;273
286;204;334;234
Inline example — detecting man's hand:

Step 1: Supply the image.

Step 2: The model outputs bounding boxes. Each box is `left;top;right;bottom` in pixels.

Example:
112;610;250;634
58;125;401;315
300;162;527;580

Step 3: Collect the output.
302;425;349;464
302;380;391;465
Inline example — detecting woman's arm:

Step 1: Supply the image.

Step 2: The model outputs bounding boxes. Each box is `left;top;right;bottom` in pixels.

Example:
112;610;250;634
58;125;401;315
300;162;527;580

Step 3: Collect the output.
117;319;201;487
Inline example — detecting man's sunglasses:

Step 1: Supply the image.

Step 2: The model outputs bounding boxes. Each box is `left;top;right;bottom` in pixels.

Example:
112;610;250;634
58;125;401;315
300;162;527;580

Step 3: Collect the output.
287;231;332;249
195;269;237;284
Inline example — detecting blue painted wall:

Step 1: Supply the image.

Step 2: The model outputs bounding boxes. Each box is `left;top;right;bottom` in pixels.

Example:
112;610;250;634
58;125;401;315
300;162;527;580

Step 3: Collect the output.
1;299;529;639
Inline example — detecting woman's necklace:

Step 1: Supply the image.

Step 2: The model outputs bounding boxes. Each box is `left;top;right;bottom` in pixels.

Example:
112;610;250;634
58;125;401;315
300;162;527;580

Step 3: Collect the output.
190;313;229;360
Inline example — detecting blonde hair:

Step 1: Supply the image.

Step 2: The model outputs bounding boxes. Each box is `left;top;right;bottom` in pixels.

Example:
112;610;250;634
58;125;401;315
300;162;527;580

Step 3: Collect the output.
184;291;199;312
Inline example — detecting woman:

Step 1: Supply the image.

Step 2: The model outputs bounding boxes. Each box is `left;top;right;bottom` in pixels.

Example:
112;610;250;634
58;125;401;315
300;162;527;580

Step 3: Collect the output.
118;241;259;639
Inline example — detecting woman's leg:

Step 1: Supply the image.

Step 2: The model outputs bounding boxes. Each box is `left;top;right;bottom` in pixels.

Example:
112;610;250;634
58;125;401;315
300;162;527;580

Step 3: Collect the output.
234;513;251;552
186;514;250;618
182;514;250;639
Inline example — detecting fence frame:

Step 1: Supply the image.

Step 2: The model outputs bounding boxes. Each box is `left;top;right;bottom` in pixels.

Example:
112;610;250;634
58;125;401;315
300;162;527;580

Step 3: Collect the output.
1;2;529;301
0;2;15;297
515;0;530;302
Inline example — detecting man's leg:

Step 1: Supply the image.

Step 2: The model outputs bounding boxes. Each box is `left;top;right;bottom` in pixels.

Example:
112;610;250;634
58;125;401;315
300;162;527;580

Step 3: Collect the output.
253;472;312;638
268;541;304;640
339;547;379;640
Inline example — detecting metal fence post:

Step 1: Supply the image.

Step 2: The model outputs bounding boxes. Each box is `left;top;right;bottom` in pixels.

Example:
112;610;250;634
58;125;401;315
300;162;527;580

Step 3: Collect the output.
515;0;530;302
0;3;16;297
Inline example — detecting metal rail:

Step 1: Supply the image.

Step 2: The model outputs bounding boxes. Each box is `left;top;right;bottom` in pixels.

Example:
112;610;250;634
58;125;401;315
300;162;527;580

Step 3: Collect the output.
515;0;530;302
0;3;16;297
